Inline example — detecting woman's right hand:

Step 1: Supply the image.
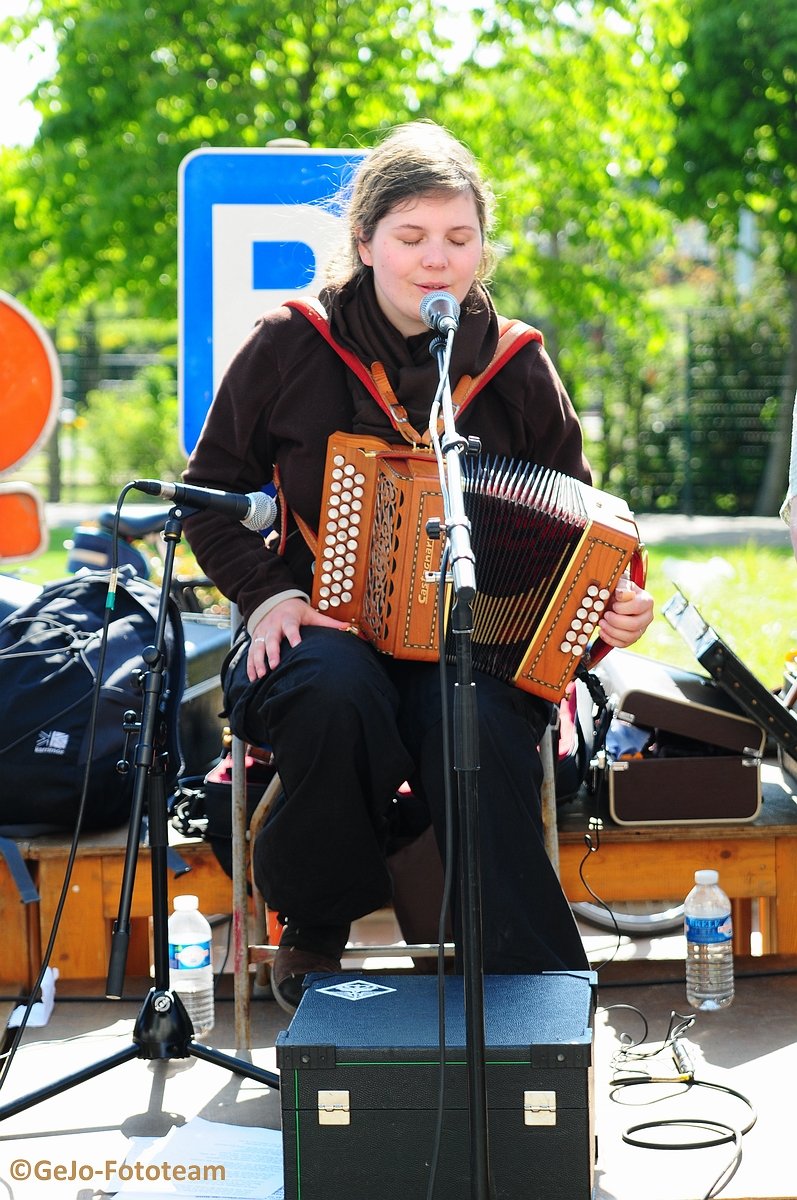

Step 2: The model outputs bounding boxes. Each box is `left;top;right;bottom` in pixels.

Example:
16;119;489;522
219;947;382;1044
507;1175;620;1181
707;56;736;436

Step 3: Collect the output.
247;597;354;679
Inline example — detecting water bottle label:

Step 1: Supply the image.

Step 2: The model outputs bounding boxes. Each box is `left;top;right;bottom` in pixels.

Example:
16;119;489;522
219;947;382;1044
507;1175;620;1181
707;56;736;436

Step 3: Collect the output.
685;914;732;945
169;940;211;970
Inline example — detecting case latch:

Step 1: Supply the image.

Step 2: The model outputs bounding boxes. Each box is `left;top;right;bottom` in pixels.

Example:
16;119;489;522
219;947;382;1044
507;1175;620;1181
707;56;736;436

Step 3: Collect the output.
318;1089;351;1125
523;1090;557;1126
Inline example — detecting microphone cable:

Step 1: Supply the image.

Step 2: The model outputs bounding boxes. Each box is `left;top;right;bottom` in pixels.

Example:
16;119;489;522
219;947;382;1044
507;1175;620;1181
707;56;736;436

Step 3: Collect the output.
425;539;457;1200
0;483;138;1093
606;1006;757;1199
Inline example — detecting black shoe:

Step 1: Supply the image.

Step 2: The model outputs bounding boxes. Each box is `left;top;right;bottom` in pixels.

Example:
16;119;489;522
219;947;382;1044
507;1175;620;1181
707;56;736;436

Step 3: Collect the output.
271;919;350;1015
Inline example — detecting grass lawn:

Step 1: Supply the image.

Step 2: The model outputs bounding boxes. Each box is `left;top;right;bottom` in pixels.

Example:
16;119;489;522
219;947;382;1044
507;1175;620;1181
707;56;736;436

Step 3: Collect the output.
628;539;796;691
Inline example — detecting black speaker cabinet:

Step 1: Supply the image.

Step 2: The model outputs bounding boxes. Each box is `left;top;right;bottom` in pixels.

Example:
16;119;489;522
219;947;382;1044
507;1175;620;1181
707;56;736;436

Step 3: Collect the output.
277;974;595;1200
277;972;597;1200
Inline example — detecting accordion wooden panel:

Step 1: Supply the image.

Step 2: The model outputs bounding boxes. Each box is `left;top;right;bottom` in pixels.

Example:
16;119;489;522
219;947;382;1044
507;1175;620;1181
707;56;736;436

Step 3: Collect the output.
312;433;641;701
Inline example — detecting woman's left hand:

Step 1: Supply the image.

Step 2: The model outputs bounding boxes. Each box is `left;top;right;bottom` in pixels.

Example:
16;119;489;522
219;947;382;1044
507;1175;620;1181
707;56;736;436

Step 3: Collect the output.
597;577;654;649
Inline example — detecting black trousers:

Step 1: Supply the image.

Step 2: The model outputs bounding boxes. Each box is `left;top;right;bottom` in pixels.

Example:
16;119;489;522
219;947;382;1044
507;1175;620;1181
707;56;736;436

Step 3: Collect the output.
224;626;588;974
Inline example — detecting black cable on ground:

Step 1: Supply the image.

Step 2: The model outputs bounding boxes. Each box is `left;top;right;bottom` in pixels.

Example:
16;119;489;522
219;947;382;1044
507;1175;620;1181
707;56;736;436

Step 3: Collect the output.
604;1005;757;1200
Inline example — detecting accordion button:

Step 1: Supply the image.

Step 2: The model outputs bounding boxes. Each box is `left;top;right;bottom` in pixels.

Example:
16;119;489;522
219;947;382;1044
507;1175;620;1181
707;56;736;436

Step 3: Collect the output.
572;645;584;656
559;642;571;654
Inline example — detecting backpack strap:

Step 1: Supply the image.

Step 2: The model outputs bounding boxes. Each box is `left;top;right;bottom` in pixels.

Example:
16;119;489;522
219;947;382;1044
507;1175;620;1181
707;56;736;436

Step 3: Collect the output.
0;836;39;903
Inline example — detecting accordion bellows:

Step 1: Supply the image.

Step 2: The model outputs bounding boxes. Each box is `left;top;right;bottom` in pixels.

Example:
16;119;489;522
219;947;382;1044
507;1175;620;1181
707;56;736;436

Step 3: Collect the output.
312;433;641;701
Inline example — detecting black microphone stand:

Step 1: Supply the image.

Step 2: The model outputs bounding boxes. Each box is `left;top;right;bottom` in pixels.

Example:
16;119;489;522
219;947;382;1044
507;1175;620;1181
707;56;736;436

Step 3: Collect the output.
428;331;492;1200
0;507;279;1123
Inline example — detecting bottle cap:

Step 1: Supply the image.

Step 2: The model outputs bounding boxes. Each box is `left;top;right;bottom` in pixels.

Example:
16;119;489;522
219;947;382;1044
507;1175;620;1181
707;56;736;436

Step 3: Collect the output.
695;869;719;886
173;894;199;911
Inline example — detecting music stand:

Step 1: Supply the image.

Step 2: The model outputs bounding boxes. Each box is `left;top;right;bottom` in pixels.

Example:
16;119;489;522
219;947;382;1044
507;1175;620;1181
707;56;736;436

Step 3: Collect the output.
0;507;279;1124
664;588;797;757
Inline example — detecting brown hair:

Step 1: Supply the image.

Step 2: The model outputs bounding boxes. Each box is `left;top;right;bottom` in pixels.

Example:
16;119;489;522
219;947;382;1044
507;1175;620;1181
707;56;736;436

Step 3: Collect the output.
325;120;496;287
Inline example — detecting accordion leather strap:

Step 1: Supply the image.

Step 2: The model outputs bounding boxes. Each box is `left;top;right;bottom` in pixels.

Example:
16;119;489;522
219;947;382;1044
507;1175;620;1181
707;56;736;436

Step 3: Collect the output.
291;507;318;558
282;297;545;553
271;463;320;559
285;298;543;446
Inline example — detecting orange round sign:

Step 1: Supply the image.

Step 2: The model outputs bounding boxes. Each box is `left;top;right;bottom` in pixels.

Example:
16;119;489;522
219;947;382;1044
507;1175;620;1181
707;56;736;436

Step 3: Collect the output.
0;482;47;560
0;291;61;475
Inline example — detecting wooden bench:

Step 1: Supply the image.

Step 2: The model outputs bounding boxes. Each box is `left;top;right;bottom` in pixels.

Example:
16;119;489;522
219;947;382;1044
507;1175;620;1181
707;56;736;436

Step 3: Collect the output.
0;826;237;988
5;761;797;991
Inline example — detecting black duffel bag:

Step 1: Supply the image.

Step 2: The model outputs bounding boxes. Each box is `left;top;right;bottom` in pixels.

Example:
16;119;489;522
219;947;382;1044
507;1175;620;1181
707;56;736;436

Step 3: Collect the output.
0;566;185;834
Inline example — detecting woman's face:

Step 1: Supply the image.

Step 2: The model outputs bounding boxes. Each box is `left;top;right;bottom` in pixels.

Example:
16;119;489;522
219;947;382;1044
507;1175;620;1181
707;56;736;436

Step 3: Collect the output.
357;190;483;337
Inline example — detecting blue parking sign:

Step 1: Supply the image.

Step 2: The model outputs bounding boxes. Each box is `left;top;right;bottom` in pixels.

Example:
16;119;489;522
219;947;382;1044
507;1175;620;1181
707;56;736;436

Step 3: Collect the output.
178;147;366;455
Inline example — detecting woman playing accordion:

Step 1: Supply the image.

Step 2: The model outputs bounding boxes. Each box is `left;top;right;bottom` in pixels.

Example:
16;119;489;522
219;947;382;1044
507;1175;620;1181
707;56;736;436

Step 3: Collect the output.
183;120;654;1014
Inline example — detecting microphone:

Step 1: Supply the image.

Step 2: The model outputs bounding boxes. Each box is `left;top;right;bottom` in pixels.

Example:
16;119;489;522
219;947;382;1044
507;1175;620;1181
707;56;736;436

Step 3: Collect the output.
132;480;277;531
419;290;460;335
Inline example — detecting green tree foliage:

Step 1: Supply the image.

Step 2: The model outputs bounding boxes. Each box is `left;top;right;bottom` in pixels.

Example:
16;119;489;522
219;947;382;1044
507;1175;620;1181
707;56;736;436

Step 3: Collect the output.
81;363;184;494
445;5;673;334
438;1;677;484
664;0;797;272
0;0;441;319
11;0;783;513
662;0;797;511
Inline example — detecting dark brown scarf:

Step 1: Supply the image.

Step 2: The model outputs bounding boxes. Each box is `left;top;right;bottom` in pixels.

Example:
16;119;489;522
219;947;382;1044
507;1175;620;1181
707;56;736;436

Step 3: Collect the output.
320;273;500;443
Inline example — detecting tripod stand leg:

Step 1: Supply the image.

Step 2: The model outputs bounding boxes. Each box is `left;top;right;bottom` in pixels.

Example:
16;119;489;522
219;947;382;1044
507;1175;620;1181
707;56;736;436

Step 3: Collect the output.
188;1041;280;1088
0;987;279;1125
0;1044;140;1120
0;512;281;1131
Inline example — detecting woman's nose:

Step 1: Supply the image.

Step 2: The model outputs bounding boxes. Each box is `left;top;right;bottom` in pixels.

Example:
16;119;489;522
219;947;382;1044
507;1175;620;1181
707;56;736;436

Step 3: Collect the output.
421;241;448;268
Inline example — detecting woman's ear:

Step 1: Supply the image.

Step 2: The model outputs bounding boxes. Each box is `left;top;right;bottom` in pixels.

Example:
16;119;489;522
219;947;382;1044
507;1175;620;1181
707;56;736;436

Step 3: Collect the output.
356;231;373;267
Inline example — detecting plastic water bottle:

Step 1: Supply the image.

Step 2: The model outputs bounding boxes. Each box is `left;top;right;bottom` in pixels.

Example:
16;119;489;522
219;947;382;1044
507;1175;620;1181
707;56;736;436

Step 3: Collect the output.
168;894;215;1038
684;869;734;1011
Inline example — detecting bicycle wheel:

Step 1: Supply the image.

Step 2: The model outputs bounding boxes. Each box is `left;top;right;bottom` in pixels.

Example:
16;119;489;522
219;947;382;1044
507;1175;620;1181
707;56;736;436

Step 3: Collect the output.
572;900;684;935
